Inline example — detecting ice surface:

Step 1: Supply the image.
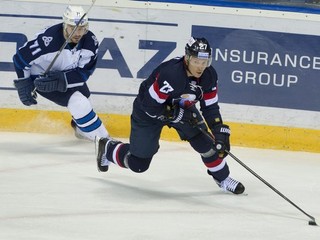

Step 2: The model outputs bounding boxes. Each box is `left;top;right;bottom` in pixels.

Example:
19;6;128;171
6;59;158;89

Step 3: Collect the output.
0;132;319;240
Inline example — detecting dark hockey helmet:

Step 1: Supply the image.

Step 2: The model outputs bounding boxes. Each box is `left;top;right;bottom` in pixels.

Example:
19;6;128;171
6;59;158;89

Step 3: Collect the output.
185;37;212;67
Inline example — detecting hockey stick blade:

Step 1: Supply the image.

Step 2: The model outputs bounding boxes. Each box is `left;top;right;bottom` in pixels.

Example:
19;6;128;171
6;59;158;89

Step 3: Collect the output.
195;124;317;225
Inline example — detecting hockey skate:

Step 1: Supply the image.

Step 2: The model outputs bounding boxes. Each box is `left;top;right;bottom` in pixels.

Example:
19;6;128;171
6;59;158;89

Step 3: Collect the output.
216;176;245;194
95;137;110;172
208;170;245;194
71;120;91;141
95;136;121;172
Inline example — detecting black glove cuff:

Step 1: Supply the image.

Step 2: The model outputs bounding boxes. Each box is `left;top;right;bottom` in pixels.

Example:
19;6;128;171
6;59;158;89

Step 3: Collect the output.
212;124;231;136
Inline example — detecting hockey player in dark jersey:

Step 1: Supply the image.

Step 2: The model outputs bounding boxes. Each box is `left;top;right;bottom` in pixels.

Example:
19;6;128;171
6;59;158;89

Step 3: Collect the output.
95;37;245;194
12;5;109;141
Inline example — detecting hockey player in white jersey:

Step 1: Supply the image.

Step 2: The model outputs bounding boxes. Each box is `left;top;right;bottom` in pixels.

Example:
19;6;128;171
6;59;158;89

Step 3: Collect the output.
13;5;109;141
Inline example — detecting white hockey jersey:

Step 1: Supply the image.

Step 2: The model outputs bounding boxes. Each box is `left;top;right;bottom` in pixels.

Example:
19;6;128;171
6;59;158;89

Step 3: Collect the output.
13;23;99;87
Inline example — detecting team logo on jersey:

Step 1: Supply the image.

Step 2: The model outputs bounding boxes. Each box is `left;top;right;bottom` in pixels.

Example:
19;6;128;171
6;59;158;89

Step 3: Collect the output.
189;83;199;92
159;81;174;94
42;36;53;47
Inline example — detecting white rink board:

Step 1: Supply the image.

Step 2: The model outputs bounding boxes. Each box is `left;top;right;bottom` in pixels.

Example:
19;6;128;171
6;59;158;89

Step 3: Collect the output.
0;0;320;129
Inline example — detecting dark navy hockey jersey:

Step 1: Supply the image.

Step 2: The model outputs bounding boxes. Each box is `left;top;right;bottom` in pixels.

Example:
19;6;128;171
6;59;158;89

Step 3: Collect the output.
135;56;223;128
13;23;99;87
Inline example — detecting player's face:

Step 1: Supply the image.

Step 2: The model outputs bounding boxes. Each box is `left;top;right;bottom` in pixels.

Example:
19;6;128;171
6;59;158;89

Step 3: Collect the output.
187;56;209;78
64;24;88;43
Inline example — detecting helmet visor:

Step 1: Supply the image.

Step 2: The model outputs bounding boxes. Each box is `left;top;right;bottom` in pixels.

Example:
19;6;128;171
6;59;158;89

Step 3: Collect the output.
189;49;212;67
189;56;212;68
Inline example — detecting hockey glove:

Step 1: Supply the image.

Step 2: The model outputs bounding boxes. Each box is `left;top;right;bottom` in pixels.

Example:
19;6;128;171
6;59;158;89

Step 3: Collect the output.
34;71;67;92
212;124;231;157
13;77;37;106
160;105;199;125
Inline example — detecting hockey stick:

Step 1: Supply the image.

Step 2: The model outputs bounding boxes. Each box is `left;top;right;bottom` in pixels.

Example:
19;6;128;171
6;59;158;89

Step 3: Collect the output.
195;124;318;226
31;0;96;97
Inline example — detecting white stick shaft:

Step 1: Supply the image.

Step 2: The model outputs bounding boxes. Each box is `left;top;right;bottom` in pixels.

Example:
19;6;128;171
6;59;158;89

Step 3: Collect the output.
44;0;97;74
31;0;97;97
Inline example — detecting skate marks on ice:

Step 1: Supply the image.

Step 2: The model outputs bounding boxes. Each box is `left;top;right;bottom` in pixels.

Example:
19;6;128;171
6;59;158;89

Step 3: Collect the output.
0;132;319;240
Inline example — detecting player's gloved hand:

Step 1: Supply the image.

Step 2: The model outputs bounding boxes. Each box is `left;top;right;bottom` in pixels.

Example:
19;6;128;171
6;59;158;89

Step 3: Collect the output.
13;77;37;106
159;105;198;125
212;124;231;157
34;71;67;92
